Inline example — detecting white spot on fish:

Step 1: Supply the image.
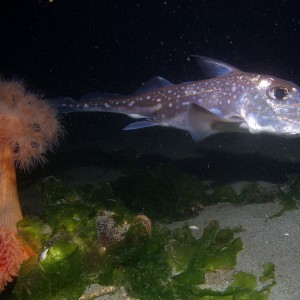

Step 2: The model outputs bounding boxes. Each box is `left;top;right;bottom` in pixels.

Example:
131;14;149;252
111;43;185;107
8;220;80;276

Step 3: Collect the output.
128;113;146;119
227;99;230;104
157;98;161;102
83;103;89;108
232;86;236;92
147;96;151;100
259;79;271;88
169;103;173;107
184;87;197;96
105;103;110;108
128;101;135;107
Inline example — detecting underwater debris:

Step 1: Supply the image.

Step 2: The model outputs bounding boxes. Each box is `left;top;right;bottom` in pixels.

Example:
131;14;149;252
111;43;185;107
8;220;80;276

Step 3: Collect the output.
79;284;120;299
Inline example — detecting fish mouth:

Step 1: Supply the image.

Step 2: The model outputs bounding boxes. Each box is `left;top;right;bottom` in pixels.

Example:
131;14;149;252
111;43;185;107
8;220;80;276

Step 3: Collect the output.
245;110;300;136
271;104;300;133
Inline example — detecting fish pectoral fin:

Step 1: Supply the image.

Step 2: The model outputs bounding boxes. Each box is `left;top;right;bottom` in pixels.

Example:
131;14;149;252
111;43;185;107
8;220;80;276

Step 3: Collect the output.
214;117;247;132
123;120;158;131
187;103;243;142
192;56;240;78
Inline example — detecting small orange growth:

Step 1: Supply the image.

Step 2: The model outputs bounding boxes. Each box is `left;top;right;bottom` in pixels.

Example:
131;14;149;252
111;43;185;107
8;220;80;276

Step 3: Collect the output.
135;214;152;234
0;225;32;291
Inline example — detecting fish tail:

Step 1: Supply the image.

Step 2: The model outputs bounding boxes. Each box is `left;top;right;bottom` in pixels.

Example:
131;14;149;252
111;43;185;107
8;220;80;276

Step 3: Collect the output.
48;97;80;113
49;93;123;114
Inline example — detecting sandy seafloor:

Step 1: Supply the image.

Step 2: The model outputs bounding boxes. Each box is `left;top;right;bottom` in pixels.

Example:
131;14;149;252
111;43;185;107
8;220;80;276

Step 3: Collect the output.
170;202;300;300
20;170;300;300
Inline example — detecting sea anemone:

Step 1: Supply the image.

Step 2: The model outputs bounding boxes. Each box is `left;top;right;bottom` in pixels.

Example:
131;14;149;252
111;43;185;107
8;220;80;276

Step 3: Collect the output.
0;79;61;231
0;224;32;291
0;79;61;291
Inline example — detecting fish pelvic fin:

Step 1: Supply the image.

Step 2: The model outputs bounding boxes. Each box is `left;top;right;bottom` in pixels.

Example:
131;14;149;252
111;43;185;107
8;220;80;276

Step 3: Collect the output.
123;120;158;130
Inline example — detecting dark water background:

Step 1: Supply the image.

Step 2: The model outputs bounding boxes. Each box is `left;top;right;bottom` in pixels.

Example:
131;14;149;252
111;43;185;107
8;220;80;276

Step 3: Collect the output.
1;0;300;185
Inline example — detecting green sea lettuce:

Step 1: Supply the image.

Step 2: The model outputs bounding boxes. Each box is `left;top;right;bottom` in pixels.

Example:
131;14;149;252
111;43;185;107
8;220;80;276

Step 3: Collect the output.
10;175;278;299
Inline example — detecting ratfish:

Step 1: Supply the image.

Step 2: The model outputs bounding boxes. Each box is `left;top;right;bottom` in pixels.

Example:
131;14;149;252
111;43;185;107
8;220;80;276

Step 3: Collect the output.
52;56;300;141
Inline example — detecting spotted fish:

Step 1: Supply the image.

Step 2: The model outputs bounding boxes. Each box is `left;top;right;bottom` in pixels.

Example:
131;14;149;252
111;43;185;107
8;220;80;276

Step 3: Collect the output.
52;56;300;141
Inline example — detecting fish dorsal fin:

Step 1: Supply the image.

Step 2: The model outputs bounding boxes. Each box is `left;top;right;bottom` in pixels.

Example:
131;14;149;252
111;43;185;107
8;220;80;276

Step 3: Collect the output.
193;56;240;78
187;103;243;142
133;76;172;95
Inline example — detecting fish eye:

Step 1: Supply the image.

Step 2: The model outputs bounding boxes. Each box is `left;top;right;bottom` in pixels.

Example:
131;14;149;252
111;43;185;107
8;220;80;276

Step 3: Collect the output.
268;86;289;100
